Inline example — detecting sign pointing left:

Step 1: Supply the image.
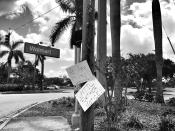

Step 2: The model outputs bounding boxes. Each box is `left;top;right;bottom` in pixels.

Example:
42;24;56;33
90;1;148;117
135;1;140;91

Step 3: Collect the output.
24;42;60;58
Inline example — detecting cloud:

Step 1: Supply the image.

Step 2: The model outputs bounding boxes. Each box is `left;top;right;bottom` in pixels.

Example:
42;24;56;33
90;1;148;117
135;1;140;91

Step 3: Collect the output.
0;0;26;19
119;0;175;62
45;58;55;63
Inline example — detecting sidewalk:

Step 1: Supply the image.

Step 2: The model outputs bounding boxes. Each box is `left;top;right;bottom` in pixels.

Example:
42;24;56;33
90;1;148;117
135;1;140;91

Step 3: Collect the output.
2;116;71;131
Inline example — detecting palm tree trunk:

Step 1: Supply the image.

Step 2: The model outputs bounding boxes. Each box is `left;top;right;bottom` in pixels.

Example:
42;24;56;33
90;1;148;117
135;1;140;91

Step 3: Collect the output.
7;62;11;83
33;55;37;90
41;57;44;91
152;0;164;103
97;0;107;106
80;0;95;131
110;0;122;116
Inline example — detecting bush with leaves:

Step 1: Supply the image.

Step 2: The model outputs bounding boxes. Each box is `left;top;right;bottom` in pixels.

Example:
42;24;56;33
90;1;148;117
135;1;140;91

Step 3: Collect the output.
125;115;144;129
52;97;75;107
134;90;154;102
167;97;175;106
159;116;175;131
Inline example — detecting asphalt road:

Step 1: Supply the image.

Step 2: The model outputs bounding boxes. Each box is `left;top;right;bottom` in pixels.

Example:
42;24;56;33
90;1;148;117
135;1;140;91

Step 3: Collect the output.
125;87;175;100
0;89;74;119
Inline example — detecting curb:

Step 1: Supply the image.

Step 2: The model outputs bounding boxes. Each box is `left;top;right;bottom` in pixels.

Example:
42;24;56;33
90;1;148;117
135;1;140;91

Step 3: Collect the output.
0;102;39;130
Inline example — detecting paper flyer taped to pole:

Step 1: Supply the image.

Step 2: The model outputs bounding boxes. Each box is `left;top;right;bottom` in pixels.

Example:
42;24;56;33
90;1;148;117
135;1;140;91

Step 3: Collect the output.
75;79;105;112
66;60;95;85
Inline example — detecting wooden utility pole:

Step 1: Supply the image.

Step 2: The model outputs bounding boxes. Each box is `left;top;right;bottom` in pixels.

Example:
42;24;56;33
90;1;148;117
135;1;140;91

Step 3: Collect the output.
97;0;107;104
80;0;95;130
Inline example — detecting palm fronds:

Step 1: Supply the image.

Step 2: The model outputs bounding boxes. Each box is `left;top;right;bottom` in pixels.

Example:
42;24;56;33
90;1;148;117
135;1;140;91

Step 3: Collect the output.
13;50;25;62
0;51;9;58
0;41;11;49
50;16;75;46
56;0;75;13
11;40;23;50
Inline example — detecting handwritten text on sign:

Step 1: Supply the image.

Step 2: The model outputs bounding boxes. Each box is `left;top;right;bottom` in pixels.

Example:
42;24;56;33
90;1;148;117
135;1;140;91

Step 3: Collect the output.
75;79;105;111
66;60;94;85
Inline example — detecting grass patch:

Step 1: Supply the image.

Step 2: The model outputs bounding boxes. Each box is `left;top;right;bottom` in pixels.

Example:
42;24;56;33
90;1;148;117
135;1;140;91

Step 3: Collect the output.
18;97;74;124
17;98;175;131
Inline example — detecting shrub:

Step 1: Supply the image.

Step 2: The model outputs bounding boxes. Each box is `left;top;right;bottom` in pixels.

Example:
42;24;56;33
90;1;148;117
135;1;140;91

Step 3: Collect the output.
94;107;106;117
133;91;145;101
54;97;75;107
159;116;175;131
0;84;23;91
167;97;175;106
126;115;144;129
144;92;154;102
133;90;154;102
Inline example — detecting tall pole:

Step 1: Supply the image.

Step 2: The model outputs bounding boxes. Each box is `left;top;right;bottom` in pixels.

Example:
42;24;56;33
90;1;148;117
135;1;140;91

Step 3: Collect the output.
97;0;107;105
80;0;95;130
71;46;81;128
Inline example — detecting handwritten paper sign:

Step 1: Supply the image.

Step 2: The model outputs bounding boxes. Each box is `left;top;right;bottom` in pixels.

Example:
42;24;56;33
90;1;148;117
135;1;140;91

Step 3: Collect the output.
66;60;95;85
75;79;105;111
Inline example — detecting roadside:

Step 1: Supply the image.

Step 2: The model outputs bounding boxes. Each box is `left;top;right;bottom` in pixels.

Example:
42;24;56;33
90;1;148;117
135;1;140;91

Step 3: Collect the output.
1;97;74;131
0;88;74;119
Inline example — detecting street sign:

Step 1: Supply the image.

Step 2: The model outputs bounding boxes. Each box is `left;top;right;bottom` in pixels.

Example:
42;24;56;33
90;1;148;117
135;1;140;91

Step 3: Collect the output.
24;42;60;58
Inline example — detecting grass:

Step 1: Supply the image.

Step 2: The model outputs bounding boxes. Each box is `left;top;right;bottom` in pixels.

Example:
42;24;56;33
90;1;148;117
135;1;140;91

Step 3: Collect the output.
18;97;75;124
17;97;175;131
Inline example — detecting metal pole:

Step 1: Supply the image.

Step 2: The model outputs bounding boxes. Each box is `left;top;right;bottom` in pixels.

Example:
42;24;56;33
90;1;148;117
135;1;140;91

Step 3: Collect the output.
71;46;81;128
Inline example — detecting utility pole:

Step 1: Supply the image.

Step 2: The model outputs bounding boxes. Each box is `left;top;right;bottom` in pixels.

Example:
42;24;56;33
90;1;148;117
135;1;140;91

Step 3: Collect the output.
97;0;107;105
80;0;95;130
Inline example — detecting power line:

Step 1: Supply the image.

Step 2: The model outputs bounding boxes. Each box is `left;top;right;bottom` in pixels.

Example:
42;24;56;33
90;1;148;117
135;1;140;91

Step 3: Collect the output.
162;24;175;55
13;5;60;31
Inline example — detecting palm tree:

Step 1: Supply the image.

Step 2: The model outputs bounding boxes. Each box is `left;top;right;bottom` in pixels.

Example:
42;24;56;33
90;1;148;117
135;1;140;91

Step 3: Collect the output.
152;0;164;103
0;39;25;82
110;0;123;118
34;55;46;90
97;0;107;105
50;0;83;48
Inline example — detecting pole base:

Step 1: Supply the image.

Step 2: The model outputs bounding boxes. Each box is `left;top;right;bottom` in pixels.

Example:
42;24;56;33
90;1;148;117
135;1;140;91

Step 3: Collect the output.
71;112;80;128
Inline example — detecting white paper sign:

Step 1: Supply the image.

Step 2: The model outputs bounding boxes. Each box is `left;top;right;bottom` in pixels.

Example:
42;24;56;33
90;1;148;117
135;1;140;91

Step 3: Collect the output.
66;60;95;85
75;79;105;111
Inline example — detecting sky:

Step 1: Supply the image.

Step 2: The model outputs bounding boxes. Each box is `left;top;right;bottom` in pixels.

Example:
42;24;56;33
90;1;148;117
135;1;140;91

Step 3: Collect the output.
0;0;175;77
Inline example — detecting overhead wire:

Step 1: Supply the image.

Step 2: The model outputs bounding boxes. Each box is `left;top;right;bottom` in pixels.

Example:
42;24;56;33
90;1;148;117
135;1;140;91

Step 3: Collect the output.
162;25;175;55
161;0;175;55
12;5;60;31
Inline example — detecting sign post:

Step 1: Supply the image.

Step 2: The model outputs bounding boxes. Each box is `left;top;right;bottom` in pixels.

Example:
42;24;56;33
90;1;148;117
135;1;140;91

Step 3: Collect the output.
24;42;60;90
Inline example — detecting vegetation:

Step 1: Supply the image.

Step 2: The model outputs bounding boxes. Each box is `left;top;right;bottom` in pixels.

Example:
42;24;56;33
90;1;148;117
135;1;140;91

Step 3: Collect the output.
16;97;175;131
0;35;25;82
50;0;83;48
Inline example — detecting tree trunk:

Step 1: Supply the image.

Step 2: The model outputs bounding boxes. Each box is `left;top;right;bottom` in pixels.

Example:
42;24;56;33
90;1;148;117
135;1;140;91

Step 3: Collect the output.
7;62;11;83
33;55;37;90
97;0;107;106
152;0;164;103
80;0;95;131
110;0;123;116
41;57;44;91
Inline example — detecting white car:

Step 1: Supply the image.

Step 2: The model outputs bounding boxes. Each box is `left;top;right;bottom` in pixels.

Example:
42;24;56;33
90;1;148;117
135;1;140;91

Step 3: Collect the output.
46;85;60;90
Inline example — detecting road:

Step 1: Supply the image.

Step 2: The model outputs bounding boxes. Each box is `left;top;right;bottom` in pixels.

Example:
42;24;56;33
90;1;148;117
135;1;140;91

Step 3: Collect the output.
0;89;74;119
126;87;175;100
